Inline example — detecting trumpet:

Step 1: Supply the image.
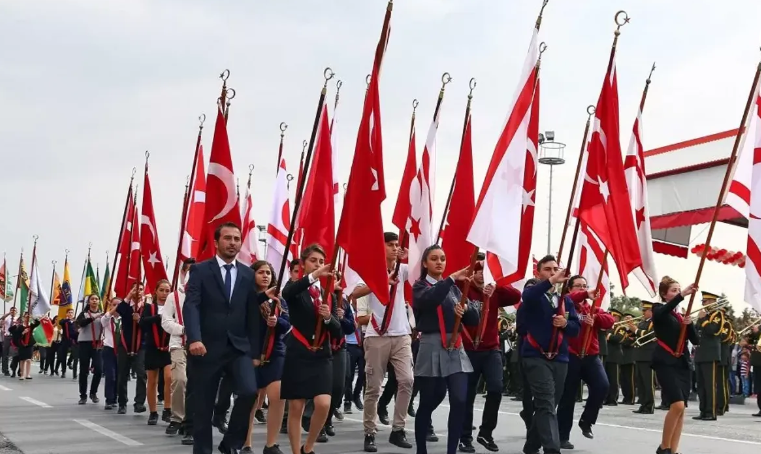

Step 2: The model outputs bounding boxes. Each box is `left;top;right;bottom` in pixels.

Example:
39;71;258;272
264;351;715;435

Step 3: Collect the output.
612;315;643;327
685;299;731;317
634;330;656;347
738;316;761;335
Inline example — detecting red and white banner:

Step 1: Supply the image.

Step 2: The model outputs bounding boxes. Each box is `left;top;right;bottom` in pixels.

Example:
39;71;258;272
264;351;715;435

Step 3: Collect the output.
140;164;168;290
238;182;258;267
266;159;296;283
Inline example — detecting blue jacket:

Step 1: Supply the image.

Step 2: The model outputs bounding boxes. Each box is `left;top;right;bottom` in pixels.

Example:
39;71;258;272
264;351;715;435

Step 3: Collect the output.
520;279;581;363
258;297;290;358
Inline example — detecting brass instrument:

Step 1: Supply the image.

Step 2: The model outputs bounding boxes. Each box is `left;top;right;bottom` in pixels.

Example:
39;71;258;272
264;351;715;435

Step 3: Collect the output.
738;316;761;335
757;332;761;352
612;315;643;327
634;330;656;347
685;299;730;317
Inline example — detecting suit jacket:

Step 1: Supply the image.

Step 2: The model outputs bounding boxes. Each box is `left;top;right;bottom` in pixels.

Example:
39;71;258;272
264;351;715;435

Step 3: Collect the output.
694;311;722;363
183;258;266;359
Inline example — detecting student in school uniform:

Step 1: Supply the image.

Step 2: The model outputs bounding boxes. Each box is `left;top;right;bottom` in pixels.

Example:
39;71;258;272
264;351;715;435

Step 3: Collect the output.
57;308;77;378
101;298;121;410
10;313;41;380
75;294;105;404
141;279;173;426
116;282;148;415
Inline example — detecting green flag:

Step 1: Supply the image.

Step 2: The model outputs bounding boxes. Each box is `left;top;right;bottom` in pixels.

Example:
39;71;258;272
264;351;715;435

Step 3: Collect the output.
84;259;99;302
100;264;111;307
18;259;29;313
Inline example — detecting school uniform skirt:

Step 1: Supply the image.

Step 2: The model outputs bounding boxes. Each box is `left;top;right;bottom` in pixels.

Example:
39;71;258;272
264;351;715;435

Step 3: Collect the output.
17;345;34;361
653;363;691;404
144;348;171;371
280;350;332;400
414;333;473;378
256;355;285;389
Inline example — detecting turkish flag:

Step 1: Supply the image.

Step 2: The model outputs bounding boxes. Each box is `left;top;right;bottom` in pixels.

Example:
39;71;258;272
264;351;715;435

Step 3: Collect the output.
114;186;135;296
179;144;206;263
577;52;642;290
140;164;168;290
336;2;392;304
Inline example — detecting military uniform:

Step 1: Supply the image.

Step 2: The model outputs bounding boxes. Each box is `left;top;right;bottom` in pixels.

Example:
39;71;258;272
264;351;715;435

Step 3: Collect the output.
718;308;733;415
619;313;637;405
748;329;761;416
692;293;722;421
604;309;624;405
633;302;656;413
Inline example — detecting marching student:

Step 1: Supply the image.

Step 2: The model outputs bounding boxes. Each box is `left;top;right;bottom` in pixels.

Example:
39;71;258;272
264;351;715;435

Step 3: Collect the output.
141;279;173;425
412;244;480;454
161;259;194;445
101;298;121;410
516;277;539;431
633;302;656;414
519;255;581;454
242;260;290;454
556;275;611;450
651;276;699;454
75;294;104;404
10;312;41;380
1;307;17;376
116;282;148;415
458;254;521;453
324;282;356;437
342;296;365;416
42;315;60;374
57;308;77;379
351;232;415;452
280;243;343;454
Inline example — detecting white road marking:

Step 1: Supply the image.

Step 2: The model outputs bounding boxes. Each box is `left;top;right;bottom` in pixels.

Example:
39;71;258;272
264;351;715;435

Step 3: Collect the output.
441;404;761;446
0;384;11;391
72;419;143;446
19;396;52;408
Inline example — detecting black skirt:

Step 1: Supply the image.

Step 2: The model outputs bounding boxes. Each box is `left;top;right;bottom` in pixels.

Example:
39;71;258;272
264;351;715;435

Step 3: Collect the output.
257;355;285;389
280;353;333;400
653;363;691;404
144;348;171;371
17;345;34;361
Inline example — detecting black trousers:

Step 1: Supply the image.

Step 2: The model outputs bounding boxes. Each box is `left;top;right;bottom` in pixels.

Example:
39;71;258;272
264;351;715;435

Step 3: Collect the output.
604;362;619;403
558;355;608;442
619;364;635;403
462;350;503;442
754;366;761;411
344;343;365;403
635;362;654;410
522;357;567;454
190;349;257;454
56;343;71;375
44;344;58;372
183;350;195;432
718;365;729;413
117;347;146;407
696;361;719;417
510;359;524;395
214;373;235;420
78;343;103;399
1;337;11;373
326;349;347;425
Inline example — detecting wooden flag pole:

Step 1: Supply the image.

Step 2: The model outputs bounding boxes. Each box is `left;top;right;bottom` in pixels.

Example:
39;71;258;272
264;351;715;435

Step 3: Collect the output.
12;249;23;311
26;236;39;316
49;260;57;315
676;52;761;356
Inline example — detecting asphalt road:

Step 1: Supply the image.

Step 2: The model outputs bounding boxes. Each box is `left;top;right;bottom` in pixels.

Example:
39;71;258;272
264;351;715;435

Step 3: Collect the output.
0;372;759;454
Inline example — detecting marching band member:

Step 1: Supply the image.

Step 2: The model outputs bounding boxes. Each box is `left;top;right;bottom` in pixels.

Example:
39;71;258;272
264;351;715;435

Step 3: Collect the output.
75;294;104;404
603;309;624;406
458;253;521;453
412;244;480;454
651;276;699;454
242;260;290;454
117;282;148;415
10;312;41;380
633;302;656;414
519;255;580;454
556;275;610;449
101;298;121;410
693;291;722;421
141;279;173;425
280;243;343;454
352;232;415;452
161;260;193;444
749;324;761;417
718;302;733;415
619;312;637;405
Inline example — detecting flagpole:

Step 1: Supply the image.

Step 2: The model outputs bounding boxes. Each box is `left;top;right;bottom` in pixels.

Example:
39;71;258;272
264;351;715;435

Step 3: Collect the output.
27;235;39;316
677;51;761;355
276;122;288;174
108;168;136;300
219;69;230;119
556;105;595;267
49;260;57;316
172;115;206;289
12;250;23;310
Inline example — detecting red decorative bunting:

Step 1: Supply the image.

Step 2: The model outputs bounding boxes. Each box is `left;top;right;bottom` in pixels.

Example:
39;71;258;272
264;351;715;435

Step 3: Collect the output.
690;243;746;268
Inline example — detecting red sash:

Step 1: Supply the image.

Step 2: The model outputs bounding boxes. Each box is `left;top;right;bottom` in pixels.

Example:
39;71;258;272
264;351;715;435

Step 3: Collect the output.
22;323;32;346
421;279;461;349
659;310;684;358
526;293;565;360
88;313;103;349
354;322;363;346
120;301;143;355
173;291;185;347
371;276;398;335
110;318;117;349
292;286;328;351
263;303;280;360
150;304;169;352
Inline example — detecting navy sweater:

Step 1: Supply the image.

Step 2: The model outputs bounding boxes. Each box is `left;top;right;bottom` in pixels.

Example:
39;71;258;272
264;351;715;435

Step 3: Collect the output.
520;279;581;363
258;297;291;358
412;276;479;334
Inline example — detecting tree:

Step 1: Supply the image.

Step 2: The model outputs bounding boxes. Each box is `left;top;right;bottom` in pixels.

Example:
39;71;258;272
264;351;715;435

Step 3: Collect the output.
610;294;642;316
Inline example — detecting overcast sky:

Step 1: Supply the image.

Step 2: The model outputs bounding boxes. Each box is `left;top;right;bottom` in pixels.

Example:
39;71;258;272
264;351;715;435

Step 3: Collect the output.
1;0;760;312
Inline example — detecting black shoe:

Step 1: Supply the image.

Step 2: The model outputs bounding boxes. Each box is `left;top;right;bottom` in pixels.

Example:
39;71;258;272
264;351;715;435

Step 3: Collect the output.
753;411;761;417
241;448;254;453
213;417;229;434
427;427;439;442
696;414;717;421
61;373;66;379
353;397;364;411
255;409;266;424
73;373;77;379
117;406;127;414
656;404;669;410
458;440;476;453
333;407;344;421
633;407;654;414
364;434;377;452
148;412;159;425
389;429;412;448
579;420;594;439
604;400;618;406
344;402;353;414
166;421;181;435
181;433;194;445
162;409;172;422
477;434;499;452
134;403;147;414
656;446;672;454
408;402;416;417
377;409;389;425
90;394;99;404
324;424;335;437
78;397;87;405
263;444;284;454
560;440;574;449
301;446;315;454
104;404;115;410
217;442;239;454
511;396;522;401
316;428;328;443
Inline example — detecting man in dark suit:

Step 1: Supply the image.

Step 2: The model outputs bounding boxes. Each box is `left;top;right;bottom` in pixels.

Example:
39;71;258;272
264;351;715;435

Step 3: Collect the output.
183;222;277;454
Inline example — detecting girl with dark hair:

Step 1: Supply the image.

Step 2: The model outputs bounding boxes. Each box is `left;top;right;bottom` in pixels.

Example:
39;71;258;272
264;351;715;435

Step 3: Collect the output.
43;315;60;375
9;313;40;380
141;279;173;425
280;244;342;454
243;260;290;454
652;276;698;454
75;293;104;404
412;244;481;454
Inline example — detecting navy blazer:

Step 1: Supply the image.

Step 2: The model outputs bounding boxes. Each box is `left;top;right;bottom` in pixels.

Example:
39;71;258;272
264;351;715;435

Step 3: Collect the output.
183;258;266;359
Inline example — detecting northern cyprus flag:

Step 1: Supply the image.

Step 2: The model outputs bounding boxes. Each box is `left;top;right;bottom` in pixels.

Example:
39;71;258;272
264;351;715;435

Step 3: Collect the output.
29;258;51;317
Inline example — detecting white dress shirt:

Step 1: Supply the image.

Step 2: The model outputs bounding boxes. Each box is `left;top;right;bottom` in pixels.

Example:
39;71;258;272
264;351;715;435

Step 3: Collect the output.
359;264;413;337
101;313;117;349
216;255;238;299
162;291;186;350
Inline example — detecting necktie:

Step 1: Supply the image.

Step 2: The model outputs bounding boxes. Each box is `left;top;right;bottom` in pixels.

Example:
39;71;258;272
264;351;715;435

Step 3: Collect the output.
224;264;234;301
